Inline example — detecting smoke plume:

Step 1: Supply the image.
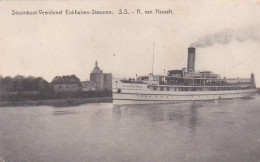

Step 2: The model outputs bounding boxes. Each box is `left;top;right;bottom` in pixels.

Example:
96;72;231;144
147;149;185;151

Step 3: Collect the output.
190;25;260;48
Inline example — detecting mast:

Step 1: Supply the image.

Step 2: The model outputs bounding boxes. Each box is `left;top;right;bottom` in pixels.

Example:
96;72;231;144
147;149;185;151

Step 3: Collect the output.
152;31;155;77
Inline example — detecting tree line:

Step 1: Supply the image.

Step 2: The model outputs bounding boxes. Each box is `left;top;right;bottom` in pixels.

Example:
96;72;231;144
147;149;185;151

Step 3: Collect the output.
0;75;81;93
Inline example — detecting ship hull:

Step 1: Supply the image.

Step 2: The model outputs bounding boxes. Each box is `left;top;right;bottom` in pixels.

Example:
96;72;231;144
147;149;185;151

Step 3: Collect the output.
113;89;257;105
112;80;257;105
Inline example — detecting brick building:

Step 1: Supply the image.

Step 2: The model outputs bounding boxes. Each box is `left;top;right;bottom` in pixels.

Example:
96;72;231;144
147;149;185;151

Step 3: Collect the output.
81;81;96;91
53;84;81;93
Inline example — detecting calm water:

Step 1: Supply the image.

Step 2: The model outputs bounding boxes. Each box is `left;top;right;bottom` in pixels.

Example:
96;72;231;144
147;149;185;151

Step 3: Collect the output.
0;96;260;162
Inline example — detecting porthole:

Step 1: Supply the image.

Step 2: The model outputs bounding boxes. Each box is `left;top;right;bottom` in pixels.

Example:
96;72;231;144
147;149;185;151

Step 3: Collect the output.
117;89;121;93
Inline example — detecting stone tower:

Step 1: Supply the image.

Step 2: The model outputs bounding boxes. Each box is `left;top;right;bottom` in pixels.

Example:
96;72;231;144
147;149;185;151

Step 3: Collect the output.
90;61;104;91
103;73;112;90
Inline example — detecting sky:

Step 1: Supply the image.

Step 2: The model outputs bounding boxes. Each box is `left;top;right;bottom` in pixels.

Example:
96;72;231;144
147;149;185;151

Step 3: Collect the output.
0;0;260;86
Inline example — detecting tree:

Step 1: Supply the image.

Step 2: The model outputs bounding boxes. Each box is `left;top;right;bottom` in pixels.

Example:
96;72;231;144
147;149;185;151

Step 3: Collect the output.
0;75;51;93
51;75;81;85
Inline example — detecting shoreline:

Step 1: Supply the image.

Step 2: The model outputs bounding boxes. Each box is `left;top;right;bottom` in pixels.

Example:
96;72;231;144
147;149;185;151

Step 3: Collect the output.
0;97;112;107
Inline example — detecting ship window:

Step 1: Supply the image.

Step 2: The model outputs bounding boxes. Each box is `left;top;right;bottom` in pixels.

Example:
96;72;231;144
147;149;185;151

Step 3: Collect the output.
153;87;157;90
160;87;164;91
167;87;170;91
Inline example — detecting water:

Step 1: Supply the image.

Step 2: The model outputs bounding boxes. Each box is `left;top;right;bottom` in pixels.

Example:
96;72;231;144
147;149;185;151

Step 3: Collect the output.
0;96;260;162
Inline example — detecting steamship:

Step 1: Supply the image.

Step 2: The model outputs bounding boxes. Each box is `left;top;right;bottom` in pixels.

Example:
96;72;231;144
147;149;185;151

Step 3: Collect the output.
112;47;257;105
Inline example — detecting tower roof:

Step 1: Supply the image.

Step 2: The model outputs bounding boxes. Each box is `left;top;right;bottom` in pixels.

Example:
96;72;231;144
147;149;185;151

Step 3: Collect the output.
91;61;103;73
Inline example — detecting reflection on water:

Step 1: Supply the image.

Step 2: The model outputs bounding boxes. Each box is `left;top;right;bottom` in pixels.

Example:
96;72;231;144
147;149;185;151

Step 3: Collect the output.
113;101;203;134
0;97;260;162
189;102;199;133
53;110;78;116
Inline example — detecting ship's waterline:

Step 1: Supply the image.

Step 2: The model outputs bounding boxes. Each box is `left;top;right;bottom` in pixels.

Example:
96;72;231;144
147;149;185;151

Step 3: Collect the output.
112;88;257;105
